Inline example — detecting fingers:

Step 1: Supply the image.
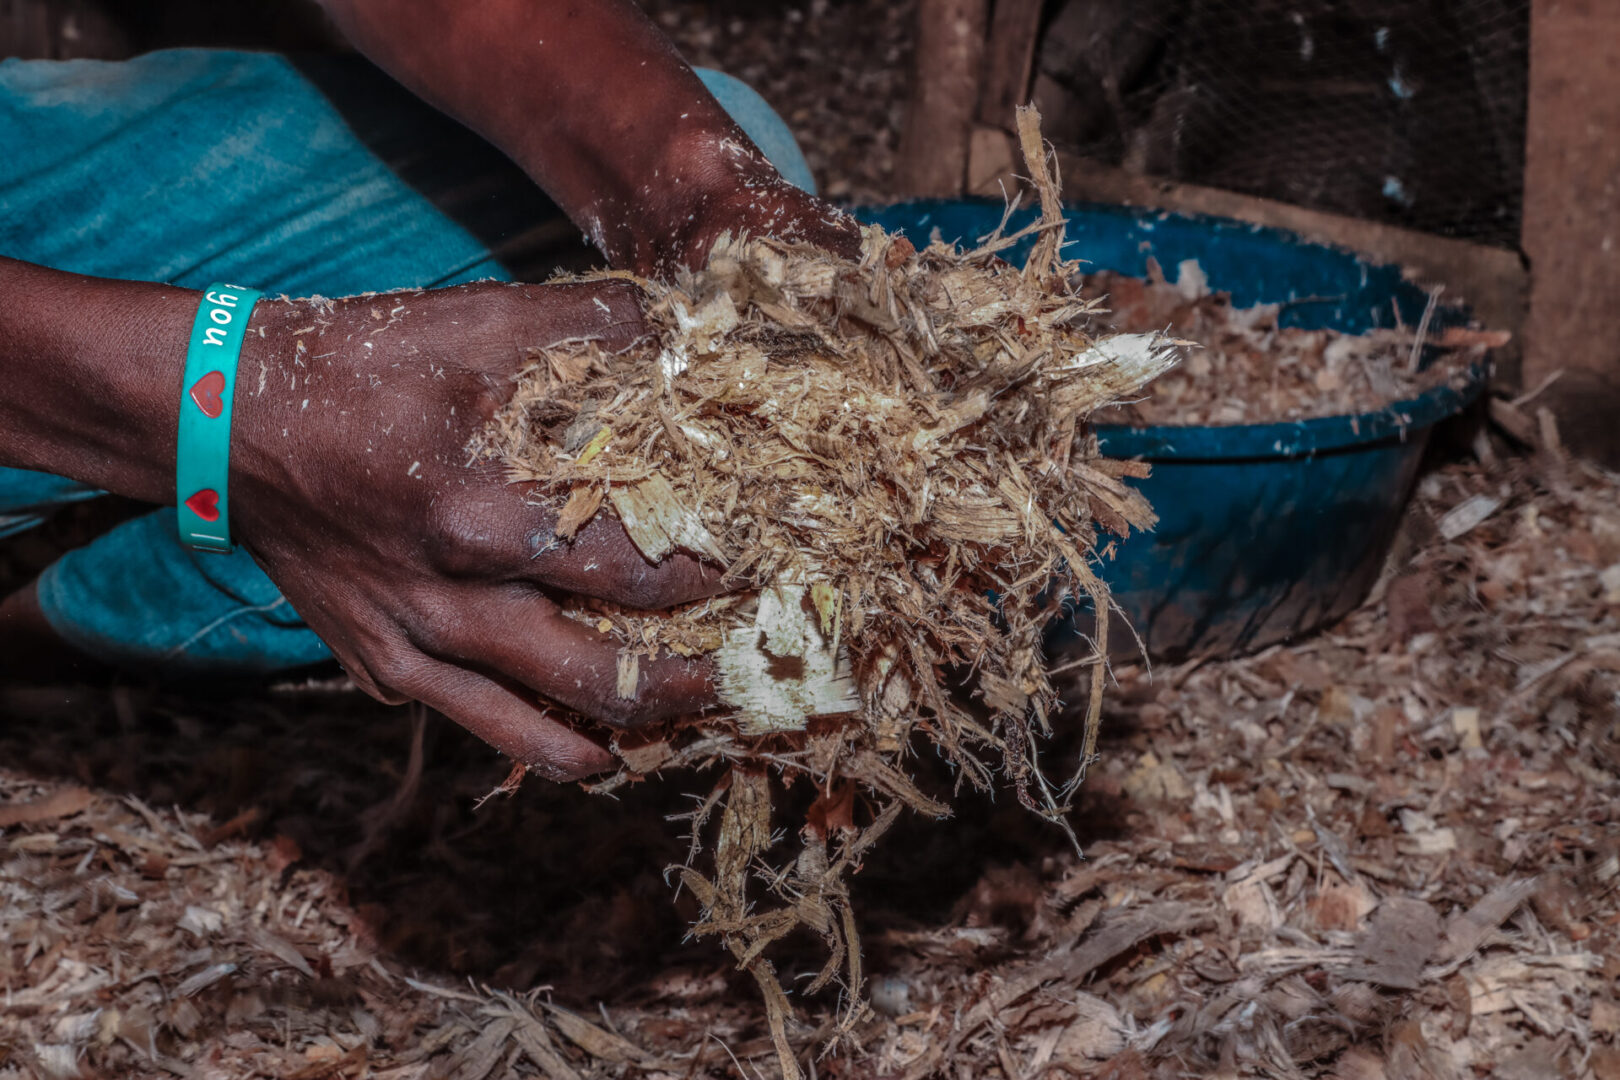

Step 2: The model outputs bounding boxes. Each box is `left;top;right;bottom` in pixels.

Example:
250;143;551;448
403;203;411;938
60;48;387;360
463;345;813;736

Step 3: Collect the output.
305;605;626;780
808;201;864;261
424;585;721;730
530;508;728;609
401;658;617;781
424;281;730;609
426;481;729;610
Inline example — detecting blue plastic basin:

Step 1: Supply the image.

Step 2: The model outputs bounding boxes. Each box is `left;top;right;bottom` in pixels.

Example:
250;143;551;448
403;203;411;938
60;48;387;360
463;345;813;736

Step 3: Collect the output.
853;200;1490;661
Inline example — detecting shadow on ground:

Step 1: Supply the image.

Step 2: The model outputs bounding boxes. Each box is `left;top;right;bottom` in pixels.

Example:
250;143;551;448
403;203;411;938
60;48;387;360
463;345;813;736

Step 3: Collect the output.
0;673;1137;1007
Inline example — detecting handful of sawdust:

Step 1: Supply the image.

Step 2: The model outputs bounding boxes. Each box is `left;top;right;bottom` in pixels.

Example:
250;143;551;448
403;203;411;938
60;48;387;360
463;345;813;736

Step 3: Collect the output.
478;109;1176;1074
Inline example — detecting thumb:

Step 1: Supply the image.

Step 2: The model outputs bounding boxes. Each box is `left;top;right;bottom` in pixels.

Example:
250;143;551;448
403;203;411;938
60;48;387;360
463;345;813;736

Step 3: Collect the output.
506;279;650;359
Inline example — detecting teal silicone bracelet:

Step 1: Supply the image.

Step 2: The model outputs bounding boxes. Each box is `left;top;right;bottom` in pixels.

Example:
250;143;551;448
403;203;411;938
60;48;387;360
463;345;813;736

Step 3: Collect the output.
177;283;262;553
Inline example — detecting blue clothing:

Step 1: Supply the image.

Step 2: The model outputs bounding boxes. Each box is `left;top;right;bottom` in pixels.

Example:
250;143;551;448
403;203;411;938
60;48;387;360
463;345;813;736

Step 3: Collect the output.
0;470;103;542
0;49;815;674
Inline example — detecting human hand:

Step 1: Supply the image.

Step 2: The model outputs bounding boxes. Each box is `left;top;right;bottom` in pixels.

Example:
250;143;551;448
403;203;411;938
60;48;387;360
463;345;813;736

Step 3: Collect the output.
231;281;724;779
652;135;863;275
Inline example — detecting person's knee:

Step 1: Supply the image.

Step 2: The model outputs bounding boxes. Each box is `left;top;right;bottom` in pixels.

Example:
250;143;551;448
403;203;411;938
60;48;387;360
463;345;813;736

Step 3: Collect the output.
0;467;102;540
693;68;817;195
33;510;331;676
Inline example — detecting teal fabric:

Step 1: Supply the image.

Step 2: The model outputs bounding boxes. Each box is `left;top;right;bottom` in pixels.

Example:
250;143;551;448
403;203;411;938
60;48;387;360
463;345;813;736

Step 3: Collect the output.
0;50;509;294
0;470;103;542
0;49;814;675
33;510;326;673
696;70;816;196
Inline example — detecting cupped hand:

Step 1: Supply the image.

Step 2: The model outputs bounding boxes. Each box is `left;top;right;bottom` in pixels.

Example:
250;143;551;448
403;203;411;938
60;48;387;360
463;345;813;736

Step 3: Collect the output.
232;281;723;779
693;167;863;267
631;132;864;277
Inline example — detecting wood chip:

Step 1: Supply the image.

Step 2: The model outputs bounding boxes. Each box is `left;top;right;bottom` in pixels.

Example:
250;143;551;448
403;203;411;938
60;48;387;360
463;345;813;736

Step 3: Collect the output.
608;475;727;563
1438;493;1503;540
1353;898;1442;989
540;1004;654;1067
0;785;94;827
554;484;603;539
1430;877;1540;972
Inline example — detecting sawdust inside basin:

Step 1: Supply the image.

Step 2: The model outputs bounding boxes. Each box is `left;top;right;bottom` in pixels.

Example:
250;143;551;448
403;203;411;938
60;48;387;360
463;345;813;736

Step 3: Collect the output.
854;200;1492;662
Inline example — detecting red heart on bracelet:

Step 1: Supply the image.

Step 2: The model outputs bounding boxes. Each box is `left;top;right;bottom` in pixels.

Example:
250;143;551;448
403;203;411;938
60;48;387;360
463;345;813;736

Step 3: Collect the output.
189;370;226;419
185;488;221;522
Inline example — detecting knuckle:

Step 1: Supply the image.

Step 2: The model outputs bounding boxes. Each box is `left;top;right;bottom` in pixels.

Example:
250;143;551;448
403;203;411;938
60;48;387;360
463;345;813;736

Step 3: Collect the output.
584;698;641;730
531;281;649;351
603;566;672;611
372;685;412;706
451;280;521;320
590;279;649;315
367;648;424;697
424;493;512;575
325;626;416;704
336;658;394;702
582;677;696;731
394;584;486;659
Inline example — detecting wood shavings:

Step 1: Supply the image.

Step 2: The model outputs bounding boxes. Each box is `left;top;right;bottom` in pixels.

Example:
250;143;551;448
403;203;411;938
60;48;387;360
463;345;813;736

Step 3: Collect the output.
608;476;728;564
1085;266;1489;426
0;785;92;827
476;106;1176;1034
3;11;1613;1069
2;436;1616;1080
714;619;861;736
485;105;1172;761
1438;492;1503;540
615;650;640;701
552;484;602;541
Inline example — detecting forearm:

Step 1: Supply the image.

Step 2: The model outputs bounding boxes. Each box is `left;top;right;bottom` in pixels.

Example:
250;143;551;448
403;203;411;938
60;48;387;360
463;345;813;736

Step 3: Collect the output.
319;0;771;272
0;257;196;503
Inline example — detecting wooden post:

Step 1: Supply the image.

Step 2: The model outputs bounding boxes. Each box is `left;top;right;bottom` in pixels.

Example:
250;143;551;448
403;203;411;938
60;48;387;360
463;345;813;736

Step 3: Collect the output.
897;0;990;198
1522;0;1620;464
976;0;1043;129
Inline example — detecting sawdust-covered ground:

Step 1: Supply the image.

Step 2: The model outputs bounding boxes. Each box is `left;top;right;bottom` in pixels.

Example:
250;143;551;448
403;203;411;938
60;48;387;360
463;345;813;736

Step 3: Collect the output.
4;431;1617;1079
640;0;915;204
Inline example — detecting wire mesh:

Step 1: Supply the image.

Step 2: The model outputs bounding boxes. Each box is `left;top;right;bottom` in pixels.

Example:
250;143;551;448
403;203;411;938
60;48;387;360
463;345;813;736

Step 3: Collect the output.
1032;0;1529;248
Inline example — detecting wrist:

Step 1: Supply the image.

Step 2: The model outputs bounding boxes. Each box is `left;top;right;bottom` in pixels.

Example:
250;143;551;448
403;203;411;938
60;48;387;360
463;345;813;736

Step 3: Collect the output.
0;259;197;504
227;298;316;530
172;284;265;551
534;113;771;275
659;126;784;256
